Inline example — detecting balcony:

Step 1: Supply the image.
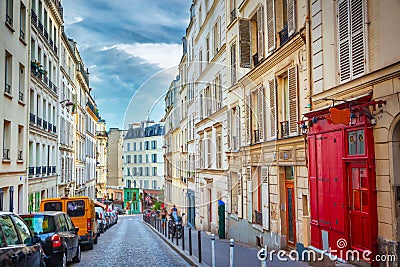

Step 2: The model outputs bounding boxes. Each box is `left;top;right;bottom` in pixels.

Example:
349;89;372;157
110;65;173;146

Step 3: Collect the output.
28;167;34;177
43;76;48;85
48;123;52;132
3;149;10;160
29;113;36;124
38;20;43;32
36;166;41;176
253;129;260;144
37;117;42;127
43;120;47;131
42;166;47;175
19;92;24;102
54;44;58;54
86;101;99;117
31;10;37;27
49;38;54;48
96;131;107;137
51;166;56;173
279;24;289;46
254;210;262;225
280;121;290;137
44;29;49;40
77;63;89;87
53;125;57;133
49;80;53;90
4;84;11;95
47;166;51;175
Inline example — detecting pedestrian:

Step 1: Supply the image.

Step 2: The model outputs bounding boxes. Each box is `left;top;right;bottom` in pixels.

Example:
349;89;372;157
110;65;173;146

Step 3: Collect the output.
171;204;178;222
161;208;167;227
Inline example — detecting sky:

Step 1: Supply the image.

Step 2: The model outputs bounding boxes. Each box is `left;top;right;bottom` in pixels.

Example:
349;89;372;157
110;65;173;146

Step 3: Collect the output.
62;0;191;129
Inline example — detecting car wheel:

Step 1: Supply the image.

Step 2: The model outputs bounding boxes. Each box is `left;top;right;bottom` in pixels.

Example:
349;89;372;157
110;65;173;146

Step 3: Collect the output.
57;251;67;267
72;244;81;263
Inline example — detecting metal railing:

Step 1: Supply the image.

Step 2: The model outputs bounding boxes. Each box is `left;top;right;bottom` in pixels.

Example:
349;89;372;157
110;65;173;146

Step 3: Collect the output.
279;24;289;46
31;10;37;27
49;38;53;48
254;210;262;225
4;84;11;94
43;120;47;130
42;166;47;175
6;14;12;26
20;30;25;41
19;92;24;102
48;123;52;131
28;167;34;176
38;20;43;32
280;121;290;137
29;113;36;124
36;166;41;176
3;149;10;160
253;129;260;144
53;125;57;133
18;151;23;161
36;117;42;127
44;29;49;40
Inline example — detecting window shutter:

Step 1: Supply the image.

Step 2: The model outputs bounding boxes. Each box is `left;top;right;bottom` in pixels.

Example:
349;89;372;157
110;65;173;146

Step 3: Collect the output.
266;0;276;52
236;105;241;148
257;86;265;141
239;19;251;68
268;79;276;138
257;5;265;61
247;166;252;223
227;108;232;150
245;94;252;144
350;0;365;78
288;66;298;134
261;167;270;230
338;0;351;82
287;0;295;36
238;174;243;218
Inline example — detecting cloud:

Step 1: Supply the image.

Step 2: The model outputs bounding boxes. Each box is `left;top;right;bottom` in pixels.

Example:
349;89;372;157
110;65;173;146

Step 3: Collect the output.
104;43;182;69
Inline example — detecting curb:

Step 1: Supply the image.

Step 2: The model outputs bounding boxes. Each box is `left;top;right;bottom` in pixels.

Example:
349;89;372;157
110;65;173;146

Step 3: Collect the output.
143;220;209;267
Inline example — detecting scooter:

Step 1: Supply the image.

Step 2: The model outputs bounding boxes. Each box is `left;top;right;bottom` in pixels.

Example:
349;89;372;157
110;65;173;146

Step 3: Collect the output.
168;213;185;239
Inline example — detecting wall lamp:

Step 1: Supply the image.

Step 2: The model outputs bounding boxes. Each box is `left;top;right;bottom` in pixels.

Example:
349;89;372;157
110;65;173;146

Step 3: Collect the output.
59;99;74;107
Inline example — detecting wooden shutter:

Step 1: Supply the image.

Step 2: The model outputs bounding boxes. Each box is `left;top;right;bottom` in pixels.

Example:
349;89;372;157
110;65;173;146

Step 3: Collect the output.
269;79;276;138
261;166;270;230
245;94;252;144
227;108;232;150
350;0;365;78
257;5;265;61
236;105;241;148
338;0;351;82
257;86;265;141
288;66;298;134
287;0;295;36
239;19;251;68
266;0;275;52
247;166;252;223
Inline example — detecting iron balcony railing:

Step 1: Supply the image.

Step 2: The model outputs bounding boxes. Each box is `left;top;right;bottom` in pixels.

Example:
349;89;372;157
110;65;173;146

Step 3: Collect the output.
36;166;41;176
43;120;47;130
6;14;12;26
47;166;51;175
20;30;25;41
254;129;260;144
49;80;53;90
29;113;36;124
4;84;11;94
43;76;48;85
38;20;43;32
48;123;52;132
54;44;58;54
77;63;89;87
279;24;289;46
42;166;47;175
3;149;10;160
254;210;263;225
49;38;53;48
31;10;37;27
52;166;56;173
28;167;34;176
19;92;24;102
18;151;23;161
44;29;49;40
53;125;56;133
280;121;290;137
37;117;42;127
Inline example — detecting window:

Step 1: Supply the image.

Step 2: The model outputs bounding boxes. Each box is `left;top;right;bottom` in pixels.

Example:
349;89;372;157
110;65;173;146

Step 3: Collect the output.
146;154;149;163
206;35;210;62
22;215;57;235
152;180;157;189
43;202;62;211
140;180;143;188
66;200;85;217
0;215;20;245
133;155;137;164
231;42;237;85
213;18;220;54
6;0;13;26
18;64;24;101
338;0;366;82
126;155;131;163
145;141;149;150
138;155;142;163
133;142;136;151
138;167;143;176
145;167;149;176
18;125;23;160
12;216;32;245
216;133;222;169
3;120;11;160
152;167;157;176
230;172;239;214
5;51;12;95
133;167;137;176
139;142;142;150
144;180;149;189
207;138;212;168
151;154;157;163
57;215;68;232
151;140;157;149
348;130;365;155
20;2;26;40
127;143;130;151
252;167;262;224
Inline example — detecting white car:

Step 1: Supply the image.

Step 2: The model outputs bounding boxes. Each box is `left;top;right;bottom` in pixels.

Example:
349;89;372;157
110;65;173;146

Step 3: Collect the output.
95;207;106;233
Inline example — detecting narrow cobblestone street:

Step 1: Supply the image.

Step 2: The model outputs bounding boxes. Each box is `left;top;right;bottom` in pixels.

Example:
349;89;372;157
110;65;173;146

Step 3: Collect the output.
71;215;190;267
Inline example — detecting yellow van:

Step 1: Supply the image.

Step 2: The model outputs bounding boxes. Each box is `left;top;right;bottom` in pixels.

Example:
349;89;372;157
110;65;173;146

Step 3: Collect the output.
40;196;98;249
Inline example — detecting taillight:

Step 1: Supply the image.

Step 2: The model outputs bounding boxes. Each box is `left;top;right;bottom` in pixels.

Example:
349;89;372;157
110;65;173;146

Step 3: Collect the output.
87;218;91;231
51;234;62;248
100;213;103;219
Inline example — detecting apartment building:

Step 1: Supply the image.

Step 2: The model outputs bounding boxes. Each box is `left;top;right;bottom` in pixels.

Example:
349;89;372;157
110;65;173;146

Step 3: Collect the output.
95;119;107;199
58;28;76;197
123;122;164;213
0;0;30;213
106;128;125;200
28;0;63;211
85;93;98;199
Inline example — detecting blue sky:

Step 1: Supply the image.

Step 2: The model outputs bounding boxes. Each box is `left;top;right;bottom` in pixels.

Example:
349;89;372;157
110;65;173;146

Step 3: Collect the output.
62;0;190;129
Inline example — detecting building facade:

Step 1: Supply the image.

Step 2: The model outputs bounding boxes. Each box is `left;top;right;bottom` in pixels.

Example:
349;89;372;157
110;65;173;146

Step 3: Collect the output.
95;119;107;199
1;0;30;213
106;128;125;200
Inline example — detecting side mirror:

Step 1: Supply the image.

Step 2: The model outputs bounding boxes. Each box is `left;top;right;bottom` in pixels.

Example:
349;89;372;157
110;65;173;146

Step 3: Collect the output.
33;235;41;244
74;227;79;234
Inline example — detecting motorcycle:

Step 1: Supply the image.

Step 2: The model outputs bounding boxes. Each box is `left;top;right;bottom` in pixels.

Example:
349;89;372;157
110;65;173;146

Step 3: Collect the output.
168;213;185;239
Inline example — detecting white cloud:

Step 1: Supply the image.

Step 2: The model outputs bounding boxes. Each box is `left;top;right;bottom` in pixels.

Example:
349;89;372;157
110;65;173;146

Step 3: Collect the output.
104;43;182;69
64;16;84;26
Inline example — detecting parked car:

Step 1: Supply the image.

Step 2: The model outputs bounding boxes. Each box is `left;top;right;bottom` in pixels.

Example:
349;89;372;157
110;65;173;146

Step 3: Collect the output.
104;212;110;229
21;211;81;267
106;212;114;226
0;212;44;267
40;196;99;249
95;207;106;233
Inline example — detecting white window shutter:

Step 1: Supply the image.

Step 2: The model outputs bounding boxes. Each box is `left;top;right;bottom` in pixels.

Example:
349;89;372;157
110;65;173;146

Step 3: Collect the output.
288;66;298;134
239;19;251;68
269;79;277;138
257;86;265;141
228;108;232;150
287;0;296;36
257;5;265;61
350;0;366;78
338;0;351;82
236;105;241;148
247;166;252;223
245;94;252;144
261;166;270;231
238;174;243;218
266;0;276;52
227;172;232;213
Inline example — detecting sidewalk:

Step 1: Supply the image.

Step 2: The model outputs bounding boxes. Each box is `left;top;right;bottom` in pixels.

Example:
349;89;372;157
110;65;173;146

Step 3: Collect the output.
143;217;311;267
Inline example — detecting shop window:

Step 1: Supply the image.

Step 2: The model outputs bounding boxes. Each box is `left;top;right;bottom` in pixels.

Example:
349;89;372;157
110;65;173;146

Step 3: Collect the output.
348;129;365;155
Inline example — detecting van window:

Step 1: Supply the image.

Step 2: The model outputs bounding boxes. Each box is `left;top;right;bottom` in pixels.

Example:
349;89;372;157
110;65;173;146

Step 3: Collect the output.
67;200;85;217
44;202;62;211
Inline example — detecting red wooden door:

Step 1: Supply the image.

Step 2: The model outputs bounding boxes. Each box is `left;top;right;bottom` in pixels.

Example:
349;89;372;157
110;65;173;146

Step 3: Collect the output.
285;182;296;246
348;164;371;251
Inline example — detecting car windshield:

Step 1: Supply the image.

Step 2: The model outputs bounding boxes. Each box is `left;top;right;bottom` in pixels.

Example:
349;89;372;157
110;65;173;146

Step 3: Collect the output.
22;215;56;235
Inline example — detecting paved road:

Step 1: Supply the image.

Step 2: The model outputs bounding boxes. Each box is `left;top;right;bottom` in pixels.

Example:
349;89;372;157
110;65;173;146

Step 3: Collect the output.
70;215;190;267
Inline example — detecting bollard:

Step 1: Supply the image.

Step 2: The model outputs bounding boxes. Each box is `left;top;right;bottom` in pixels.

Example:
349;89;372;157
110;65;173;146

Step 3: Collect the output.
182;226;185;251
229;239;234;267
189;228;192;256
198;230;202;263
168;222;171;239
176;229;179;246
164;221;167;237
211;234;216;267
260;245;267;267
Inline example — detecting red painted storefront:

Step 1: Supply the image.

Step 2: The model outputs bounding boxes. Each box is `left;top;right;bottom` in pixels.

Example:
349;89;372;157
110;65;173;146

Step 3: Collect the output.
305;101;378;259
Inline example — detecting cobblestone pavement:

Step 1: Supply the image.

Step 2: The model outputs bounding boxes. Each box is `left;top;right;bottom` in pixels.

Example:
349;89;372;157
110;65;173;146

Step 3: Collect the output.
70;214;190;267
